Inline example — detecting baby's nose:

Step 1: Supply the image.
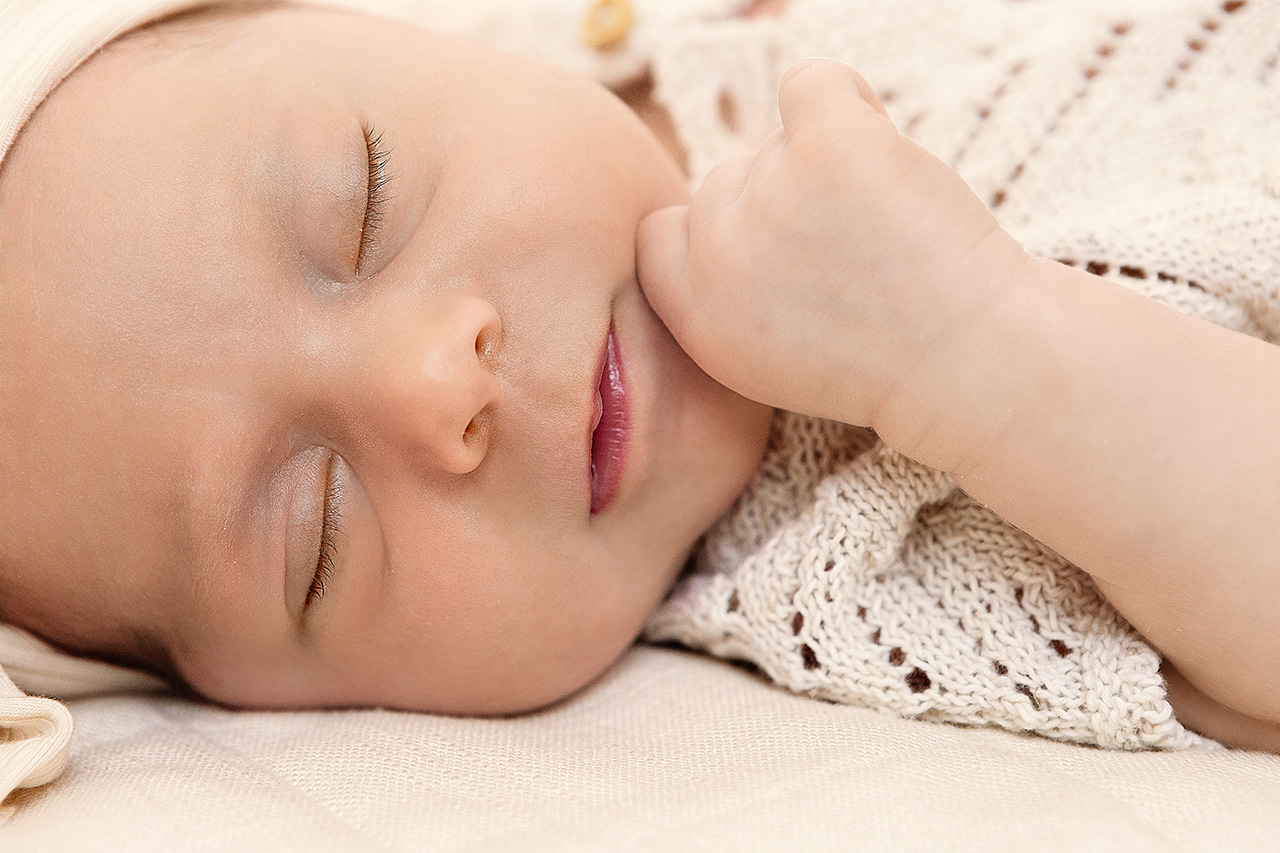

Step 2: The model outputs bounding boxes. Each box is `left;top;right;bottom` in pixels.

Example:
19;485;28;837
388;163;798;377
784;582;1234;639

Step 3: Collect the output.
370;291;502;475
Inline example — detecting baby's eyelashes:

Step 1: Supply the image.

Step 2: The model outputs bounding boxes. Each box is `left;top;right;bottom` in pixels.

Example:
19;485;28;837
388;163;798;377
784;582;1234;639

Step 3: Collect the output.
355;124;394;279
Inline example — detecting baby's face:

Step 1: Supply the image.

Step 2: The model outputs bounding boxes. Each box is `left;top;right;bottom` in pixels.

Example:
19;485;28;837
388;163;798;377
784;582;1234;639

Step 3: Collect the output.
0;5;772;713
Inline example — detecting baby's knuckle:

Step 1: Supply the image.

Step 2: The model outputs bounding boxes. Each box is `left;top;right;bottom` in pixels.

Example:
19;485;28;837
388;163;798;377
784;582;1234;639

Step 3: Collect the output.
787;123;851;169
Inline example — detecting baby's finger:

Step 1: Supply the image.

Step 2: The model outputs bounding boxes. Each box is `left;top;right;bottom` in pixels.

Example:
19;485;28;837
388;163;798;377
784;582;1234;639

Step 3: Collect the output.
778;58;890;137
690;150;757;217
636;204;692;335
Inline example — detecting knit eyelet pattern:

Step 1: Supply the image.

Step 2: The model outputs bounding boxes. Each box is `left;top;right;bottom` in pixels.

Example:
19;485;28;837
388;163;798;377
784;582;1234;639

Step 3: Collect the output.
645;413;1211;750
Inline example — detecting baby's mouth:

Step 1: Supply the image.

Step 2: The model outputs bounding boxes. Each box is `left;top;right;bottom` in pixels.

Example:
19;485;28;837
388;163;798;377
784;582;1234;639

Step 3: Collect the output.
590;324;630;514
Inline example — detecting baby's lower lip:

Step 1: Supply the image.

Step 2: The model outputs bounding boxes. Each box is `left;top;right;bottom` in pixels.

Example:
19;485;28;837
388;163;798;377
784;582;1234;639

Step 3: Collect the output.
590;325;630;514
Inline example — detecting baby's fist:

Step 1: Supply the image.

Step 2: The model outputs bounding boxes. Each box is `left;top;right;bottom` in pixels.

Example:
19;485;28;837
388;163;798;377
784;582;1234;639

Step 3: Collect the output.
638;59;1028;428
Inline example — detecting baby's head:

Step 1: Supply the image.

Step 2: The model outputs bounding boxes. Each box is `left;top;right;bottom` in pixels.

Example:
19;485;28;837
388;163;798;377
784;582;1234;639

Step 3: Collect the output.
0;2;772;714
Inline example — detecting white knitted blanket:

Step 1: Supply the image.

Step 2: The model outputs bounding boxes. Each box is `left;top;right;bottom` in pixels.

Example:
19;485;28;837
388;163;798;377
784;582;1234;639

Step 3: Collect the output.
643;0;1280;749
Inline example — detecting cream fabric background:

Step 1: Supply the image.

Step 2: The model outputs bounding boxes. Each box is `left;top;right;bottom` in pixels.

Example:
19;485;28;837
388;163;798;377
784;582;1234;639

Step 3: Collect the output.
4;648;1280;849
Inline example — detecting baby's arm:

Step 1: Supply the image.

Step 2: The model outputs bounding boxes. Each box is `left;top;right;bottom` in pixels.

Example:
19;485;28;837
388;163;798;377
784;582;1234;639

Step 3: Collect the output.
637;59;1280;748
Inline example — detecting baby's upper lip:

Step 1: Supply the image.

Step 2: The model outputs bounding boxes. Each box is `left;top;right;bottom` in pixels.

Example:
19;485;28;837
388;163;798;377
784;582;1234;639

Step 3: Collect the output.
586;331;609;507
588;323;629;515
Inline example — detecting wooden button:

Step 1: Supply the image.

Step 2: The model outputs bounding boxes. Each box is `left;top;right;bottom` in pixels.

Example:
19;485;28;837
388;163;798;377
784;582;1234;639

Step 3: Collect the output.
583;0;634;51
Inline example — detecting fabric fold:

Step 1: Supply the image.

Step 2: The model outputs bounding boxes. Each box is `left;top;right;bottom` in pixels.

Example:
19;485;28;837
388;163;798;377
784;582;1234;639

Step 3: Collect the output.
0;668;73;799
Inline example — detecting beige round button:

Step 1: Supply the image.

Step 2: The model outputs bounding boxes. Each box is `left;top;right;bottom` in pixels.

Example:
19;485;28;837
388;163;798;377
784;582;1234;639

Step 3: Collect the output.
582;0;634;51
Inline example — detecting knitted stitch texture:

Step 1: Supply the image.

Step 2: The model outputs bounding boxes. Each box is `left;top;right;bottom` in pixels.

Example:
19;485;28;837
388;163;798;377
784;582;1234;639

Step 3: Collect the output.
644;0;1280;749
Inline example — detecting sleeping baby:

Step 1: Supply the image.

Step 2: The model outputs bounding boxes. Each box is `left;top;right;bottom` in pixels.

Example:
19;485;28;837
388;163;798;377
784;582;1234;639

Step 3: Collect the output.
2;0;1280;797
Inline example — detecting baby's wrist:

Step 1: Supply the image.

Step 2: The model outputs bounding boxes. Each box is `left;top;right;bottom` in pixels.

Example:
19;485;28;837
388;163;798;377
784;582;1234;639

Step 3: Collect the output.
868;233;1039;470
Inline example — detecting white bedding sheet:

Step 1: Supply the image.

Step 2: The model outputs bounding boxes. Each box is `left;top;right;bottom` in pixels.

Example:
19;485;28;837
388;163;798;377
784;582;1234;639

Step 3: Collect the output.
2;646;1279;850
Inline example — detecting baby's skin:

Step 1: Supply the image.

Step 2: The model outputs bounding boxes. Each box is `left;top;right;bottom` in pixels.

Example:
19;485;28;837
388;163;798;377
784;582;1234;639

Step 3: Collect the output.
637;60;1280;751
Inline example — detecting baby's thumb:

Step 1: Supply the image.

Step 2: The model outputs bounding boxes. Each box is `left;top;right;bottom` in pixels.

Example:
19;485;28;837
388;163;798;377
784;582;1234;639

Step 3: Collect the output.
636;205;693;337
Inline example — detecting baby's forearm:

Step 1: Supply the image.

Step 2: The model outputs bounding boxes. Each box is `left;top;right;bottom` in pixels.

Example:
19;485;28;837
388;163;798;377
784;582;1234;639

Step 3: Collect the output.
873;257;1280;724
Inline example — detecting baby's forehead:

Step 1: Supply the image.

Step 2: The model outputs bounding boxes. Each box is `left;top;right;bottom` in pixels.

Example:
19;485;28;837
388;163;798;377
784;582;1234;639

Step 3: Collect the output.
111;3;280;68
7;12;351;260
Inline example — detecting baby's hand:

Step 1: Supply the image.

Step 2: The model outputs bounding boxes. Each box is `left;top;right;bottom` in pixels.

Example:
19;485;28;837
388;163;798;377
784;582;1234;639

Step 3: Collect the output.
637;59;1029;427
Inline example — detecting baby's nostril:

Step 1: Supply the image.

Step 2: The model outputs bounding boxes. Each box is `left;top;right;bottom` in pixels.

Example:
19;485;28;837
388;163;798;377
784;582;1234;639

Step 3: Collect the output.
462;410;493;450
475;326;500;368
